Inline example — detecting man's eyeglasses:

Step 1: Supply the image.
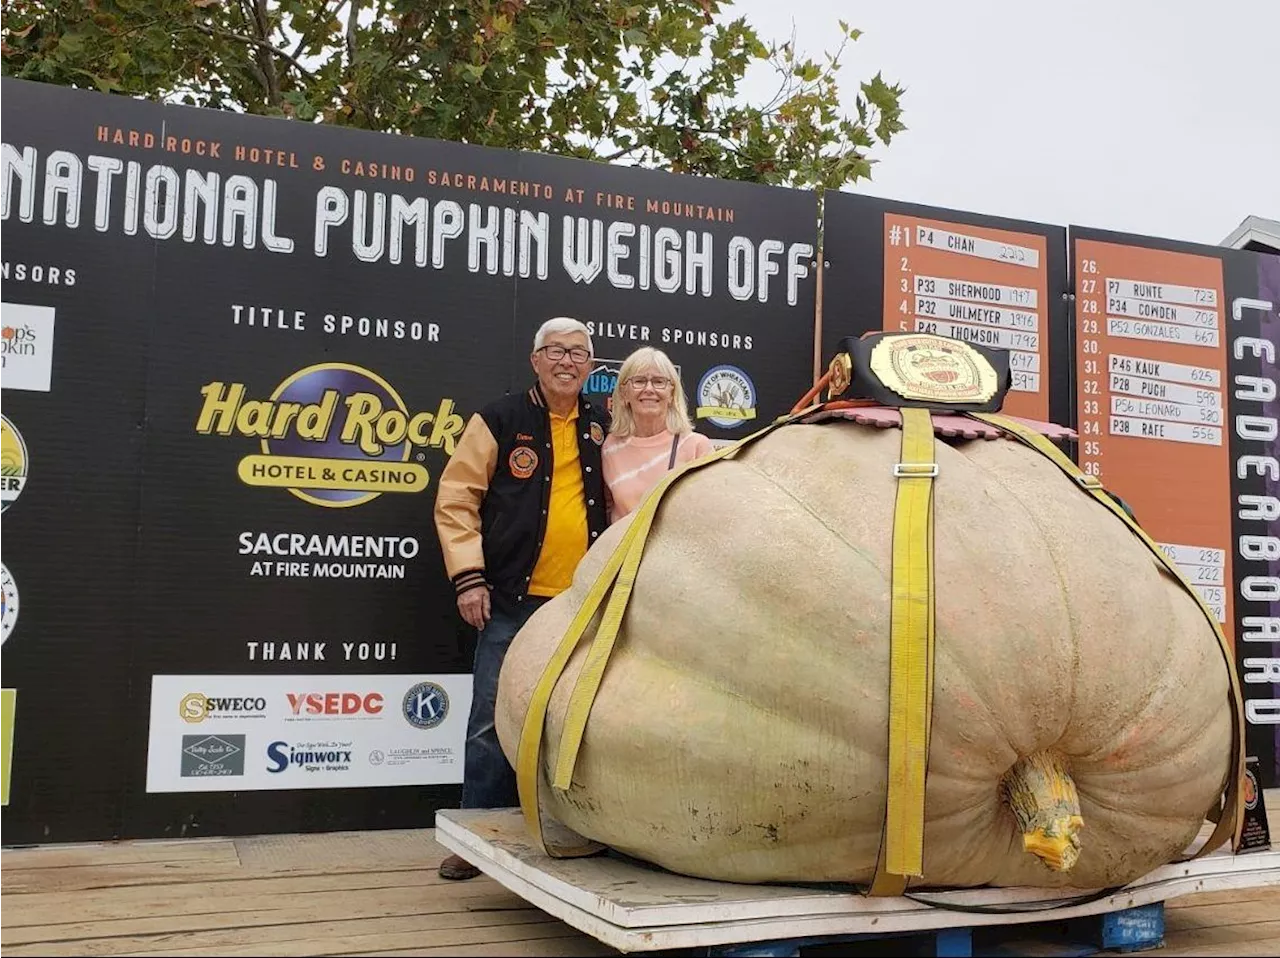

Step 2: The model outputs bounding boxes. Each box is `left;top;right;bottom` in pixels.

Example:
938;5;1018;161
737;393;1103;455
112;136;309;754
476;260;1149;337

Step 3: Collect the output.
538;345;591;364
628;376;671;391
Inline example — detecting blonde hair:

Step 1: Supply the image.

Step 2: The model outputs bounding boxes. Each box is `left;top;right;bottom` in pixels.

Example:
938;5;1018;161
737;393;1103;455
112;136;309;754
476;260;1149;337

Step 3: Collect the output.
608;347;694;439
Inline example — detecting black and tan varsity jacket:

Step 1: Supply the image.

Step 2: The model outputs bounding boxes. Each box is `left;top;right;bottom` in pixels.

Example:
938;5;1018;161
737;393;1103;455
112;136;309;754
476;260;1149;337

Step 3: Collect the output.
433;382;610;604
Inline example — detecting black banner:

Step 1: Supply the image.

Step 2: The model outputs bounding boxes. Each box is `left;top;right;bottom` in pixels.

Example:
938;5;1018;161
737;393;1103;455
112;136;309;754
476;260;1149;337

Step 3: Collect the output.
1;85;154;841
4;74;1274;844
0;77;818;842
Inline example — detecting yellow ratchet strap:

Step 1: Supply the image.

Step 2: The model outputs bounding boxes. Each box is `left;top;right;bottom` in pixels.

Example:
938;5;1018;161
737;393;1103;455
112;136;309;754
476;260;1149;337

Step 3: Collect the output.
516;410;812;857
970;412;1245;859
870;407;938;896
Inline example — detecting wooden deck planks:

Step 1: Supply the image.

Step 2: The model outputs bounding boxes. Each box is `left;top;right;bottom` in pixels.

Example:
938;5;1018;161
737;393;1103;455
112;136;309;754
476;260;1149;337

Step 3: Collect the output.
0;829;577;957
2;790;1276;957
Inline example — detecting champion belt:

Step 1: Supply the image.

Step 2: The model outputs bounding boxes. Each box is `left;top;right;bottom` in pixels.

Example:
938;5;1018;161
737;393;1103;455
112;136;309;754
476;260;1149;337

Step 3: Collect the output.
514;331;1245;897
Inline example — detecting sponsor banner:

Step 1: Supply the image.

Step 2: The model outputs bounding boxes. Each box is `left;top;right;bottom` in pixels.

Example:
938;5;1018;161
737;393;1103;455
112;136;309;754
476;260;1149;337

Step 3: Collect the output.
1;79;154;841
145;674;471;792
1;76;815;841
1;689;15;806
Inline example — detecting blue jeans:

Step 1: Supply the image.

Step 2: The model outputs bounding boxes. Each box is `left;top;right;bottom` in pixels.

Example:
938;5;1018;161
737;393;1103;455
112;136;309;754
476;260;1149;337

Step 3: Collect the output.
461;593;548;809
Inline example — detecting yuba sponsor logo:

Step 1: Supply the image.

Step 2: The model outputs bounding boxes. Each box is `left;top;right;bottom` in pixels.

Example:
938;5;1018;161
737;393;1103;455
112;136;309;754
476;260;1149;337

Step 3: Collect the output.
582;358;623;415
194;362;465;508
265;740;354;773
285;691;384;718
0;303;56;393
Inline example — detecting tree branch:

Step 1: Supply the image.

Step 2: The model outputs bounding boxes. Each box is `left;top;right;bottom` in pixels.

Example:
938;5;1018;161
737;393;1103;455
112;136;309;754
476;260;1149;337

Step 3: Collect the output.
346;0;359;65
186;23;317;81
291;0;345;59
251;0;281;108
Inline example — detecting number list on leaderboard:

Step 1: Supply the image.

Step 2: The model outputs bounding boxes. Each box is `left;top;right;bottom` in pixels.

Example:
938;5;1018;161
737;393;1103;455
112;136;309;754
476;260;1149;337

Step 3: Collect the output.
883;214;1051;420
1074;239;1232;627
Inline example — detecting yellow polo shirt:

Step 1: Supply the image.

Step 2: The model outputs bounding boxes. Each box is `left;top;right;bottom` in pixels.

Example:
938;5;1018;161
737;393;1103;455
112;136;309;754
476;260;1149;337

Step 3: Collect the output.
528;407;589;597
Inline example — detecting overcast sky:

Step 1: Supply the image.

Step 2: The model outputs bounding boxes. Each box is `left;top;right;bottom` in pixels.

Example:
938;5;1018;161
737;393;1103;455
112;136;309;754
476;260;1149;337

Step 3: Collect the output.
731;0;1279;247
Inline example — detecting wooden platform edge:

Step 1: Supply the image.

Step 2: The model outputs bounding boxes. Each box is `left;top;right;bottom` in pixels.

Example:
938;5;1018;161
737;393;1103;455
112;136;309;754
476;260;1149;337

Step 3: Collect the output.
434;810;1280;954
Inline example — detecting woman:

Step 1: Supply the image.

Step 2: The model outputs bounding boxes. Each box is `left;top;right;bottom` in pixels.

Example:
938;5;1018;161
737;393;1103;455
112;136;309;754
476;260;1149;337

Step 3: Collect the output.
602;347;714;523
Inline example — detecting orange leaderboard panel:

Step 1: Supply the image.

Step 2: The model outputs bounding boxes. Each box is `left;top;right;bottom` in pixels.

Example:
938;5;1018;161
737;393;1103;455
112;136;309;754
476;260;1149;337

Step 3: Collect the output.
883;214;1051;421
1073;238;1233;634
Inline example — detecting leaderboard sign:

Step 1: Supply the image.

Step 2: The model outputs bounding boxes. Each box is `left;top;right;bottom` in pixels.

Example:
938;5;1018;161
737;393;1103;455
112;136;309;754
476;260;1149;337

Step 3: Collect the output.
822;193;1071;425
1072;236;1232;623
824;199;1277;787
1071;227;1279;786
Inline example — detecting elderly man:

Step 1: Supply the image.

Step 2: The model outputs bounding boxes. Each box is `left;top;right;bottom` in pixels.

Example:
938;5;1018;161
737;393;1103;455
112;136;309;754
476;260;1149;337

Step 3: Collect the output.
433;316;610;880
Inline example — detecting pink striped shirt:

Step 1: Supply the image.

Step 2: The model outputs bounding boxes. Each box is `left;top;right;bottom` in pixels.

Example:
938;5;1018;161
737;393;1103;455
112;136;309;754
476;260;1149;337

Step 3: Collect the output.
602;430;716;523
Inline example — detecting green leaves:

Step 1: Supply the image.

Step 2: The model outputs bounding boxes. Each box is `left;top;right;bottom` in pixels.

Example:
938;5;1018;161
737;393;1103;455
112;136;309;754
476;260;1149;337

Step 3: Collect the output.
1;0;905;192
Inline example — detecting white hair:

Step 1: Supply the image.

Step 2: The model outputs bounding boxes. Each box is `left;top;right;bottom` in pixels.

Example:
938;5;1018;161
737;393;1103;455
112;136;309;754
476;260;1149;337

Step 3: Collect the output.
533;317;593;352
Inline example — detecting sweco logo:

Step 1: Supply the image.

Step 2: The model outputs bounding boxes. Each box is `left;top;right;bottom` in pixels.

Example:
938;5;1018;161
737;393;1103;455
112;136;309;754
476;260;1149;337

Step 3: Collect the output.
194;362;466;508
179;692;268;723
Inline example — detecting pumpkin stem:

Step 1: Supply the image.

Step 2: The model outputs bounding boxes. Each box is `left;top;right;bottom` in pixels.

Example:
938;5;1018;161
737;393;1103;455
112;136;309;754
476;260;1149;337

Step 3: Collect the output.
999;750;1084;871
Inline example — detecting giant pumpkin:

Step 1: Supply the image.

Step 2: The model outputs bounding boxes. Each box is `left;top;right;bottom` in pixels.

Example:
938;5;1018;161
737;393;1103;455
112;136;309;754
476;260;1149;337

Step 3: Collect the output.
494;361;1241;892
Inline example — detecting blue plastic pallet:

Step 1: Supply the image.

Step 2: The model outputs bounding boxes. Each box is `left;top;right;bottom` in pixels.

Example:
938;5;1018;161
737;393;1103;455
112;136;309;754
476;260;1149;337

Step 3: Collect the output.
700;900;1163;956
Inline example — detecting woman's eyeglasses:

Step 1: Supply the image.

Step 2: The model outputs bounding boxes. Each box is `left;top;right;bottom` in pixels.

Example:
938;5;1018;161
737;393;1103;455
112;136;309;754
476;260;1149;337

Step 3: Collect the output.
627;376;671;390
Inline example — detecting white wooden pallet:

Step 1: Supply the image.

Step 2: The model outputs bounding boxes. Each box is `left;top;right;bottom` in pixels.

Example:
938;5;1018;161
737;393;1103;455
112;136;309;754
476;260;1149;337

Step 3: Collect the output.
434;808;1280;954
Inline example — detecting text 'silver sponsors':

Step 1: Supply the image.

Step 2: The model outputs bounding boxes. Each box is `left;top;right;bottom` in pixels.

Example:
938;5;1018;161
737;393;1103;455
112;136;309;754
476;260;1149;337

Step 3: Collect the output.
195;361;464;508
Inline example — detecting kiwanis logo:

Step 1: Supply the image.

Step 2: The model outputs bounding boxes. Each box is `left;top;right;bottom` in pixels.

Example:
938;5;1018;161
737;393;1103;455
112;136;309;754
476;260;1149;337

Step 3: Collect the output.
195;362;465;508
1;415;28;513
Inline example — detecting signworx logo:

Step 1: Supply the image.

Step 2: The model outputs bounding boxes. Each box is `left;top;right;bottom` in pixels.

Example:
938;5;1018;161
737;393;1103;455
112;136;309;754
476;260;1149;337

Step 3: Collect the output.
265;740;353;773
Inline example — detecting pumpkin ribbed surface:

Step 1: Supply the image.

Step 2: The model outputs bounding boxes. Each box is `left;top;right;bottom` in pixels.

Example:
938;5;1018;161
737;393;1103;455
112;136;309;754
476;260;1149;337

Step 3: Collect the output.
494;421;1232;889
